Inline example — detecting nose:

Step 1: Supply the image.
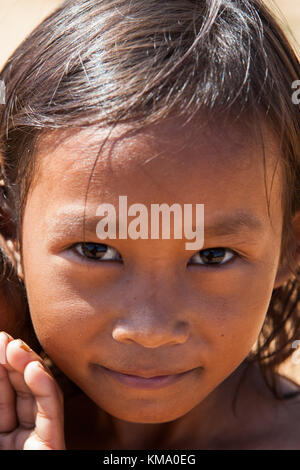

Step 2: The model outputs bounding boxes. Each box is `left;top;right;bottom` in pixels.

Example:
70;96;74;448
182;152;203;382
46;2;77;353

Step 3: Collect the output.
112;319;189;347
111;287;190;348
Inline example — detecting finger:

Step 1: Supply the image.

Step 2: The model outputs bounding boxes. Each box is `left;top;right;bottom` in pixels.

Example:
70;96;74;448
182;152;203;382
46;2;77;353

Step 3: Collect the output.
6;339;54;430
0;364;17;432
0;332;17;432
0;331;15;371
6;339;45;371
6;367;35;429
23;361;65;450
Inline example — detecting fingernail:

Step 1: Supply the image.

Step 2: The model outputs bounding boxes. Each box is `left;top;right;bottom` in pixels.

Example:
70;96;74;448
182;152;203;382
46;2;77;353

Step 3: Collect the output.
17;340;32;352
0;332;9;340
0;331;9;364
35;361;43;370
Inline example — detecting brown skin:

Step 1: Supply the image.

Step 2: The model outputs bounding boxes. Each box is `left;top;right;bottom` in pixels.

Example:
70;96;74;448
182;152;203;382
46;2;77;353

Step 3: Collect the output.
1;116;300;449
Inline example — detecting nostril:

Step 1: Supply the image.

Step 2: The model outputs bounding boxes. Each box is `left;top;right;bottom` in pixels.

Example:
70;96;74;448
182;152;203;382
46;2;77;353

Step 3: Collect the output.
111;321;189;348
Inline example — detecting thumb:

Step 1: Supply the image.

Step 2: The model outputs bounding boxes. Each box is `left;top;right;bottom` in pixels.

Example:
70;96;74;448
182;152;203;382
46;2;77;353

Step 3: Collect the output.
23;361;65;450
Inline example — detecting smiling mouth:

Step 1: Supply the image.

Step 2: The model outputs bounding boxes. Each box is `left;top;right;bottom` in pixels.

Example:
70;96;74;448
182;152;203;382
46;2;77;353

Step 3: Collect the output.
93;364;201;390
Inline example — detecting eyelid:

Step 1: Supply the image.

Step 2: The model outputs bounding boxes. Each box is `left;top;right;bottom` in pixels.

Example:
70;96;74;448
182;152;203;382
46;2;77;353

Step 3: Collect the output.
71;242;123;262
67;243;241;267
187;247;238;266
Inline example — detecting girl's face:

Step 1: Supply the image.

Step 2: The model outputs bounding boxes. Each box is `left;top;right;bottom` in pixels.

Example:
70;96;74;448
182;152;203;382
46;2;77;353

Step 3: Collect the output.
20;117;284;423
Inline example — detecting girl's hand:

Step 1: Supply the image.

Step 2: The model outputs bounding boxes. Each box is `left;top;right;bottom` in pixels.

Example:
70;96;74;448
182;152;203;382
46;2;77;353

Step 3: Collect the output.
0;332;65;450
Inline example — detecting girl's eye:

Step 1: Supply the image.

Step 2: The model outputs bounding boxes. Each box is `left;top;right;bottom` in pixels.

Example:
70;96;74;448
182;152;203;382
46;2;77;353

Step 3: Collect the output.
72;242;122;261
188;247;236;266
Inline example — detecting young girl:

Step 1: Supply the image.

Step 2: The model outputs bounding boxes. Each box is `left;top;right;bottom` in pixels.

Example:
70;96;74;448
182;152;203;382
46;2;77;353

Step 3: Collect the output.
0;0;300;450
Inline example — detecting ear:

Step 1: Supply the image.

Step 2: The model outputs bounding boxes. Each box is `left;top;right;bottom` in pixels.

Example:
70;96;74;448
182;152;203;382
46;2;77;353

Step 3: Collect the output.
274;211;300;289
0;237;24;281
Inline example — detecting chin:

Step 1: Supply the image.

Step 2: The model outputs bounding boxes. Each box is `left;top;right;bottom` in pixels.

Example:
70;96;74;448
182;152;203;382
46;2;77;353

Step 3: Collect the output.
101;402;190;424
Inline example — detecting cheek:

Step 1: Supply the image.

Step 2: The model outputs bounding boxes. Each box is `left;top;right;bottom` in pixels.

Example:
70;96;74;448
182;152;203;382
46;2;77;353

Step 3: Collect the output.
22;248;89;349
188;253;277;343
193;264;276;380
22;247;122;374
24;268;97;336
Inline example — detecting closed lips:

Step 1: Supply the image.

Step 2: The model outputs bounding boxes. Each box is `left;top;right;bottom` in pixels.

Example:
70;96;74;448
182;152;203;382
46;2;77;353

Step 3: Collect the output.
101;365;199;378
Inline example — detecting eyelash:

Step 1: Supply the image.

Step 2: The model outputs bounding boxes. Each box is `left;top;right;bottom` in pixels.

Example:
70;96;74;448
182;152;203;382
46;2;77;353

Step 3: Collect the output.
70;242;239;267
72;242;122;262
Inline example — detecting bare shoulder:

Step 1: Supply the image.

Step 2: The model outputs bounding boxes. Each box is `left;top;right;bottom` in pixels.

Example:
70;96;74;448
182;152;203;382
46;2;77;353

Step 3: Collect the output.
247;373;300;450
216;365;300;449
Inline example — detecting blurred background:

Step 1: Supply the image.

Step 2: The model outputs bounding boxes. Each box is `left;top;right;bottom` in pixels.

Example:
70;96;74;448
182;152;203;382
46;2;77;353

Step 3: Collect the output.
0;0;300;384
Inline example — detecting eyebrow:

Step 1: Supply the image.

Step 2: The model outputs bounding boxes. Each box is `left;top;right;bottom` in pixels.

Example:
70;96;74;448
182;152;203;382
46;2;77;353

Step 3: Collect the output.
203;211;265;238
48;207;264;240
47;209;99;237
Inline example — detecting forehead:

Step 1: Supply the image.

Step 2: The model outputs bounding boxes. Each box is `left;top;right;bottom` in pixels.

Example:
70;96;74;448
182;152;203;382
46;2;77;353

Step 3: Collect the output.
21;116;285;250
29;116;283;229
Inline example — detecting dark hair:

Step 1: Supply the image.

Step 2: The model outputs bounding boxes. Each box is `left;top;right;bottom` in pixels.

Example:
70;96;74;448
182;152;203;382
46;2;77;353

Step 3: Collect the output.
0;0;300;405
